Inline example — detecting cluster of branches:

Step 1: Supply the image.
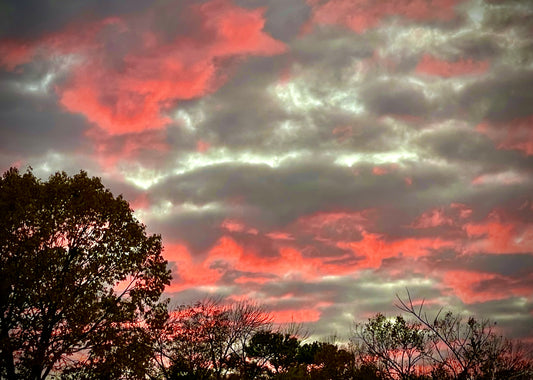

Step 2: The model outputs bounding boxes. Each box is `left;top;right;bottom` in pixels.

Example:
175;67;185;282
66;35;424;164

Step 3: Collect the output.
148;298;361;380
350;291;533;380
1;168;531;379
147;297;532;380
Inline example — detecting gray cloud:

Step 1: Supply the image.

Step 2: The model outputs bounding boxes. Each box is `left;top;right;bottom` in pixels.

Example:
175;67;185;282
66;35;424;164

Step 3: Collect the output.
2;0;533;343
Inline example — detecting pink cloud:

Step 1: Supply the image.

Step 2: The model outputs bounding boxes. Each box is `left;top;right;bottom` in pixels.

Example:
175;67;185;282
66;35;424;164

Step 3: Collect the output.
234;275;273;285
332;125;353;143
165;243;224;292
0;41;33;71
196;140;210;153
477;116;533;156
372;166;388;176
270;308;321;324
265;231;295;241
411;208;454;228
0;18;111;70
59;0;285;135
464;219;533;254
295;210;373;245
443;270;531;304
416;54;489;77
3;0;285;136
306;0;460;34
339;232;454;269
84;128;170;169
450;203;473;219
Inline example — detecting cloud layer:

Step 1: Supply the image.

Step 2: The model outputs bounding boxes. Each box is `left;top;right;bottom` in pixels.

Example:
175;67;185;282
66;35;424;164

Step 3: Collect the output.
1;0;532;341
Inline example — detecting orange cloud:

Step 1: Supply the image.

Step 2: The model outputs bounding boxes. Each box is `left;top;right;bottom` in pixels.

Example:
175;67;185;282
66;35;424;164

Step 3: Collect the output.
416;54;489;77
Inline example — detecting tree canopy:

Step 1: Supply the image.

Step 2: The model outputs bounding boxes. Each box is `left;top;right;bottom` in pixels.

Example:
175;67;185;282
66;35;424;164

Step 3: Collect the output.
0;168;171;379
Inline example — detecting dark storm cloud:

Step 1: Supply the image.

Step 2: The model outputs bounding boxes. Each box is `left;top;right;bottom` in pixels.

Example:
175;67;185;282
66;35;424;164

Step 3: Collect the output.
0;70;88;157
360;79;430;117
0;0;157;39
291;27;375;66
191;56;290;149
415;123;533;171
236;0;312;42
148;209;227;253
151;160;420;228
464;298;533;340
460;69;533;122
449;33;500;61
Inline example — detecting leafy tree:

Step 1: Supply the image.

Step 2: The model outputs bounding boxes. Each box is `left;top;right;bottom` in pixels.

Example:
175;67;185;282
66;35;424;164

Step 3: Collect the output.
246;330;301;377
309;342;357;380
0;168;171;379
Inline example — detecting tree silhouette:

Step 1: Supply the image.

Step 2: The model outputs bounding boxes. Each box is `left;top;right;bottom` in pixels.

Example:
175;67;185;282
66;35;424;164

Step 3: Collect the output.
396;290;533;380
156;299;271;379
354;313;429;380
0;168;171;379
246;330;301;377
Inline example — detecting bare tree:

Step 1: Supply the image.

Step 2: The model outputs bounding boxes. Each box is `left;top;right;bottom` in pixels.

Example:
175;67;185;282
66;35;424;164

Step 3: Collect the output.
353;313;430;380
154;298;271;379
396;290;533;380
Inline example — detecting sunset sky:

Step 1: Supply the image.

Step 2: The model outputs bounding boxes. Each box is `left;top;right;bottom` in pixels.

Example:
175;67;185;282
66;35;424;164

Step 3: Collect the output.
1;0;532;341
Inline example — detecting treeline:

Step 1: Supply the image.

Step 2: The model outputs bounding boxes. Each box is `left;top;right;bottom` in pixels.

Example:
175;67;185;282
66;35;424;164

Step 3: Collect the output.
141;297;532;380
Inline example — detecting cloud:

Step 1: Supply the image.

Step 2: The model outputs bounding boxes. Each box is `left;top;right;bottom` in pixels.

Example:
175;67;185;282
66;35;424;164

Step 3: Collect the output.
477;116;533;156
416;54;489;77
1;0;286;137
442;270;532;304
2;0;533;343
305;0;461;34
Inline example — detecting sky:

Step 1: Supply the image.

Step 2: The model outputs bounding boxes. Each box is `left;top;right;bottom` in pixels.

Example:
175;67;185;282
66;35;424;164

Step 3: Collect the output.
1;0;532;342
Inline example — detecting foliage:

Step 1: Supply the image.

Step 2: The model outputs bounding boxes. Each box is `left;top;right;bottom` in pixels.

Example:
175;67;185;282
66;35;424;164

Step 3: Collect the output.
0;168;171;379
246;330;301;376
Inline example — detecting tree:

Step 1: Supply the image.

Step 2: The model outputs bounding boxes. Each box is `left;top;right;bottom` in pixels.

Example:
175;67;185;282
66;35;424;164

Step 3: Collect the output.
156;298;271;379
396;290;533;380
309;342;357;380
246;330;301;377
353;313;430;380
0;168;171;379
